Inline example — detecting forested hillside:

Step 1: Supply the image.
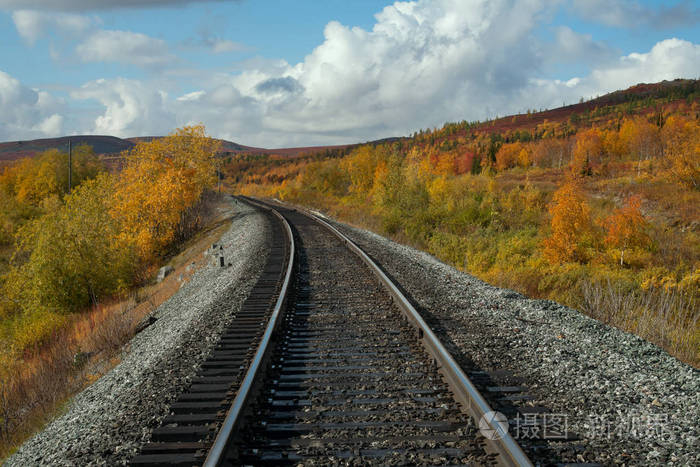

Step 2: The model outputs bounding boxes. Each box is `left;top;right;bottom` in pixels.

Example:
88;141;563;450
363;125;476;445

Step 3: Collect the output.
233;80;700;365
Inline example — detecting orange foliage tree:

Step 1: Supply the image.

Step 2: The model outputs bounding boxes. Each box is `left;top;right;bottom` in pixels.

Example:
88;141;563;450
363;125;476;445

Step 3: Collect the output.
571;128;602;176
542;180;593;264
602;195;649;266
495;142;524;170
111;125;220;262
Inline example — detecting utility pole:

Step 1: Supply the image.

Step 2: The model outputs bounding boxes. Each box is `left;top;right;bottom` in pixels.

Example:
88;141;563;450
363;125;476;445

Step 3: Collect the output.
68;139;72;193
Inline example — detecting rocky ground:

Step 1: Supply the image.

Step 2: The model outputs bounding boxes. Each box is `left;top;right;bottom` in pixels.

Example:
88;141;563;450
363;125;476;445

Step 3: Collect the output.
6;196;270;466
328;218;699;466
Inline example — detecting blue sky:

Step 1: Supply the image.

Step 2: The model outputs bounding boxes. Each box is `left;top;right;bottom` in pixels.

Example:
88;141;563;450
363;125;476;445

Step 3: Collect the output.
0;0;698;147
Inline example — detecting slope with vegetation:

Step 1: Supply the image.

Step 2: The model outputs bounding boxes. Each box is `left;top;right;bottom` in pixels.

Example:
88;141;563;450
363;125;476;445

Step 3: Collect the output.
234;80;700;366
0;125;221;457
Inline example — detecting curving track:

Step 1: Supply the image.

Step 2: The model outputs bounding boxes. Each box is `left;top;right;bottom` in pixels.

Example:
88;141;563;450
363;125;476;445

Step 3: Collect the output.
132;198;531;466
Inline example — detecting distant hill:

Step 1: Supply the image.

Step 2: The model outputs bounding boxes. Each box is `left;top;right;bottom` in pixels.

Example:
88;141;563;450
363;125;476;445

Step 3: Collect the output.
474;79;699;134
127;136;255;153
0;134;357;164
0;135;135;163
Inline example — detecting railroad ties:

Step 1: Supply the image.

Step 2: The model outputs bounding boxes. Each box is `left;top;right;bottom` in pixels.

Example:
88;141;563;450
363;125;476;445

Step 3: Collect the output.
229;208;492;465
132;199;532;466
131;210;289;466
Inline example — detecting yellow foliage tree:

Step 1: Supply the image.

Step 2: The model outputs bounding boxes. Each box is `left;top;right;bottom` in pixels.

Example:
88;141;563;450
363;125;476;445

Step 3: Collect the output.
433;151;457;176
602;129;626;160
427;176;448;205
111;125;220;261
0;146;102;205
661;115;700;190
619;117;660;174
517;147;532;167
341;145;377;196
542;180;593;264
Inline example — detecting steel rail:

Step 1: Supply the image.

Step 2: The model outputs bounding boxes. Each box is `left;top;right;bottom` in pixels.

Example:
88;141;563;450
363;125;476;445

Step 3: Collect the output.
202;201;295;467
273;200;532;467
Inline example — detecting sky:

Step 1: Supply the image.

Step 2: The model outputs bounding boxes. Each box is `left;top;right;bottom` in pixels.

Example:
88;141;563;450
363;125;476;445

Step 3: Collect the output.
0;0;698;148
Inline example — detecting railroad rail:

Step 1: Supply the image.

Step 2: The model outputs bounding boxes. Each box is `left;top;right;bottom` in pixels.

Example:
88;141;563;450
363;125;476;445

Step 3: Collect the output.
132;197;531;466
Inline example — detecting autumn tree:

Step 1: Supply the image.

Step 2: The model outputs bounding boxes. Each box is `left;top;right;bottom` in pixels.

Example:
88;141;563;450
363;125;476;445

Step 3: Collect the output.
0;146;103;205
495;142;524;171
341;145;384;196
517;146;532;168
0;191;37;247
619;117;660;174
532;138;570;168
571;128;603;176
432;151;457;176
661;115;699;189
601;195;649;266
602;129;626;160
111;125;220;262
302;159;349;197
542;180;593;264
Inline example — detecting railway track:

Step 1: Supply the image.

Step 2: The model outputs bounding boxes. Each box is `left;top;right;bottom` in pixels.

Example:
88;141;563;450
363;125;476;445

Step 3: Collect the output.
132;198;531;466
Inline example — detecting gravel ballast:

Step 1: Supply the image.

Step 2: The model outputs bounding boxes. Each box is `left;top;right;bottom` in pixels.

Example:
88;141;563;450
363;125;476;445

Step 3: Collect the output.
328;218;699;465
7;196;269;466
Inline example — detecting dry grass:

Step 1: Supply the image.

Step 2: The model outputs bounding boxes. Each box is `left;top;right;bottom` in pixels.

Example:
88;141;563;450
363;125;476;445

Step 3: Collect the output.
581;280;699;366
0;197;235;460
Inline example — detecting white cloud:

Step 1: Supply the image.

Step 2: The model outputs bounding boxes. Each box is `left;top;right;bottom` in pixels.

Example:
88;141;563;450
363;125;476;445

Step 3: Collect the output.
176;90;206;101
12;9;94;45
525;38;700;109
588;38;700;93
35;114;64;135
76;30;175;67
227;0;552;142
71;77;175;136
572;0;700;29
0;70;64;140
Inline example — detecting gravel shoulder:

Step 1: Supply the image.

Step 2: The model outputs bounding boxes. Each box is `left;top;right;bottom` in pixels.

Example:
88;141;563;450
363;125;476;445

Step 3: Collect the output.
6;196;269;466
328;217;699;466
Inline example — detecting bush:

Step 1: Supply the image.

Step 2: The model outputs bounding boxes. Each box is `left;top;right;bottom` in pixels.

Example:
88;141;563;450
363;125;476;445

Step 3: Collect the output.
9;175;134;315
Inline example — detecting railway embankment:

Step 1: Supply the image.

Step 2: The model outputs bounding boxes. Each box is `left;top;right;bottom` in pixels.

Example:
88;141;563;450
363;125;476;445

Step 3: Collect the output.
6;198;269;466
